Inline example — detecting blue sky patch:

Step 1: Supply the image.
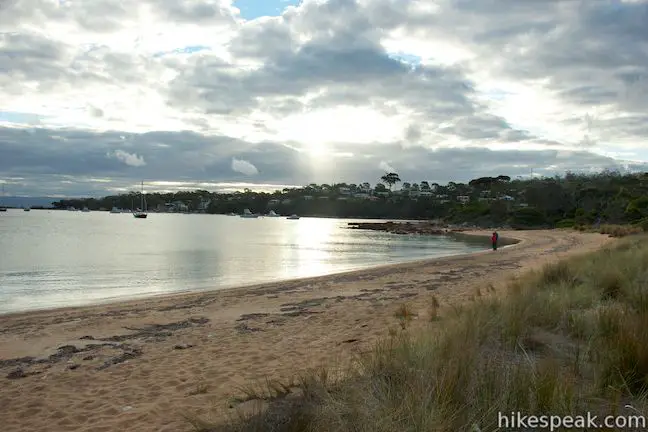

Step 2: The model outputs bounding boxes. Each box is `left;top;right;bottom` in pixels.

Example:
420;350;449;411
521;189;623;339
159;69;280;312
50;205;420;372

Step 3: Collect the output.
0;111;44;125
387;52;423;67
234;0;301;20
153;45;211;58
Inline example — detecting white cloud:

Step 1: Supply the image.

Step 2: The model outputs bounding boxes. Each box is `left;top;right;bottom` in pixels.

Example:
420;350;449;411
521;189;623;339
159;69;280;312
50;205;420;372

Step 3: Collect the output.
231;157;259;175
110;149;146;167
379;161;396;173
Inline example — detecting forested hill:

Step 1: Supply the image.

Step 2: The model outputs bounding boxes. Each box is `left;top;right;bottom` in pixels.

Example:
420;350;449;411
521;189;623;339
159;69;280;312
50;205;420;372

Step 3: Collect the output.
50;170;648;229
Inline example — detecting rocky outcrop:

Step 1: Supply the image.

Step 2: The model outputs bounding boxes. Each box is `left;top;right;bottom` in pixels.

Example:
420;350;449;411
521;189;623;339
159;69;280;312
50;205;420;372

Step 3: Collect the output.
347;221;468;235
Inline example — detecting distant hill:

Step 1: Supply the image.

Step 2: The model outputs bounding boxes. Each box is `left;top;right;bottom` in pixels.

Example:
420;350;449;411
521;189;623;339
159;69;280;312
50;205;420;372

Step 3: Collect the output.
0;196;57;208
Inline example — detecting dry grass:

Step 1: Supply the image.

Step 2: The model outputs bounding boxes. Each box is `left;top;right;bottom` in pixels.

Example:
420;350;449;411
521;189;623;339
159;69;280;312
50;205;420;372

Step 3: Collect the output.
576;223;644;237
197;235;648;432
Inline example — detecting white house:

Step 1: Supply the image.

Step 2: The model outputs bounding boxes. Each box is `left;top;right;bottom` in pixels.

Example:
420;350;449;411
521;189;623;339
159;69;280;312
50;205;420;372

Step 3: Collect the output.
338;187;351;195
457;195;470;204
197;198;212;211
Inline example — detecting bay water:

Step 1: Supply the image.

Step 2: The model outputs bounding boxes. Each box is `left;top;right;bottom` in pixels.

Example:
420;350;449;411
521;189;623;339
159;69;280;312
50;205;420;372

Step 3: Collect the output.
0;210;486;314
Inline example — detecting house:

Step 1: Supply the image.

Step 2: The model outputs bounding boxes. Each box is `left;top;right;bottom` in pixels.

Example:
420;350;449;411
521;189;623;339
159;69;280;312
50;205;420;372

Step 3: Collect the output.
268;199;280;206
281;199;292;204
419;191;433;197
457;195;470;204
499;195;515;201
197;198;212;211
167;201;188;212
338;187;351;195
360;182;371;193
354;193;371;199
303;195;314;200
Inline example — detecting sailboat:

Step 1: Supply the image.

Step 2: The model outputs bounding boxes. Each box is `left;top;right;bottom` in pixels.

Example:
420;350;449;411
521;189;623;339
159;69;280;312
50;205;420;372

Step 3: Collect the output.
266;210;281;217
133;181;148;219
0;184;7;212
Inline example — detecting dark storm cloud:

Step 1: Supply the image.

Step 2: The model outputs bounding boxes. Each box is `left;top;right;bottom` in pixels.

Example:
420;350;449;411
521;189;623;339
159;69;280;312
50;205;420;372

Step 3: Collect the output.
1;125;641;196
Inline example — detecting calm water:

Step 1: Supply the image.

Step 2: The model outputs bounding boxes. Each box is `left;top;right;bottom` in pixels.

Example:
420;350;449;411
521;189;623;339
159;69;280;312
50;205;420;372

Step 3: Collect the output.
0;210;486;314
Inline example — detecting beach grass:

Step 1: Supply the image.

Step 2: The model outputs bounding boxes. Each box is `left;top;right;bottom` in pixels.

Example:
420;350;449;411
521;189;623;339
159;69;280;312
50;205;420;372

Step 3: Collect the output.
574;223;645;237
199;234;648;432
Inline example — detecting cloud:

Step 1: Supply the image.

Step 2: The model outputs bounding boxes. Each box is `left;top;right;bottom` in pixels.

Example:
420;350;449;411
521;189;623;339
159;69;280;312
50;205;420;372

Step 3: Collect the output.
379;161;396;173
111;149;146;167
0;0;647;196
231;158;259;176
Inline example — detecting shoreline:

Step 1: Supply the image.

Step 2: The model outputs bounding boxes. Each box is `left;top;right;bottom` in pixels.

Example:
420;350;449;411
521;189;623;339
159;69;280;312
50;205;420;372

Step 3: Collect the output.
0;229;612;432
0;231;504;320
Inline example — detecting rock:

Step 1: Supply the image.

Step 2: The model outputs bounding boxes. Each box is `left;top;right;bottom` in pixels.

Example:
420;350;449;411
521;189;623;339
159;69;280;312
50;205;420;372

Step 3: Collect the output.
68;364;79;370
57;345;79;355
79;335;95;340
6;368;27;379
82;355;95;361
173;344;194;350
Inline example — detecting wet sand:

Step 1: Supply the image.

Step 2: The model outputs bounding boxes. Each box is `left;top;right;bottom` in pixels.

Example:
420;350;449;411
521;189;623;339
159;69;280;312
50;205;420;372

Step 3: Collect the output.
0;229;613;432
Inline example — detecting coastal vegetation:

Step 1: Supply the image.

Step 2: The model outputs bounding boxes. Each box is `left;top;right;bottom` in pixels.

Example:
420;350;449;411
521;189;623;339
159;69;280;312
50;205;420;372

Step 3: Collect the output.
50;170;648;229
206;234;648;432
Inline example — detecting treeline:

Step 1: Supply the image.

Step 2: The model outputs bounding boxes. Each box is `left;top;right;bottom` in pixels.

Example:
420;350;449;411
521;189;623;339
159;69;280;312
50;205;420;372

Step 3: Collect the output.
51;170;648;229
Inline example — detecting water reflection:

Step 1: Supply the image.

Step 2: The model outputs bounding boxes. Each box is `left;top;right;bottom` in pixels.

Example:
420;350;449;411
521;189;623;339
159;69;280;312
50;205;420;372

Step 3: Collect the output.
0;212;486;313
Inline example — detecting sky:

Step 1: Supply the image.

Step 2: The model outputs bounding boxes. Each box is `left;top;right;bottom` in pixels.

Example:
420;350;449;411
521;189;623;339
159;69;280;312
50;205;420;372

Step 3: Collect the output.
1;0;648;197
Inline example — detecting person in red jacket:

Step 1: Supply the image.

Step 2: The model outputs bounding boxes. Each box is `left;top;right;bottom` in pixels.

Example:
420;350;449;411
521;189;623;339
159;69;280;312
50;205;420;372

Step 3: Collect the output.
491;231;498;250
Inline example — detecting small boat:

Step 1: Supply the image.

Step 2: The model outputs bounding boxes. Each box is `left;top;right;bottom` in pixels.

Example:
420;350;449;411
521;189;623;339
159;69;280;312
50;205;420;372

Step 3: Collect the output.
266;210;281;217
286;214;300;220
23;206;31;212
81;207;90;212
227;212;237;216
110;207;121;213
0;208;6;212
240;208;259;218
133;181;148;219
67;206;77;211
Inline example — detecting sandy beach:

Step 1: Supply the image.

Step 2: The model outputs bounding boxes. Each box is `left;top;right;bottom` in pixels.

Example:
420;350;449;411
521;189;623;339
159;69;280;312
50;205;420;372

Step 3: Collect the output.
0;229;613;432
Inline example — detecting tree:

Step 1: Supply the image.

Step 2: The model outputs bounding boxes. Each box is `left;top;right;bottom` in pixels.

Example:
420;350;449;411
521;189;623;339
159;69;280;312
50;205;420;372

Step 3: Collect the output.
380;172;401;191
420;181;430;190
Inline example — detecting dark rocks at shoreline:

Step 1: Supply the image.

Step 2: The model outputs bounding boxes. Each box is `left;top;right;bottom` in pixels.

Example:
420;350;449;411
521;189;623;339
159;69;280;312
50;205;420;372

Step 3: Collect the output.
347;221;469;236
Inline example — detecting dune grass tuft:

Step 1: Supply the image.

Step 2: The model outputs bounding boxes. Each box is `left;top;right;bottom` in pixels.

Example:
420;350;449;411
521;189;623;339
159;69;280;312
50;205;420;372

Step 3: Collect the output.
197;234;648;432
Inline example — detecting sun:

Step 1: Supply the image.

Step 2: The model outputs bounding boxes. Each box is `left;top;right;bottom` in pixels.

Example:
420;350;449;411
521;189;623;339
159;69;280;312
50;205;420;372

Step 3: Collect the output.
273;106;405;154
